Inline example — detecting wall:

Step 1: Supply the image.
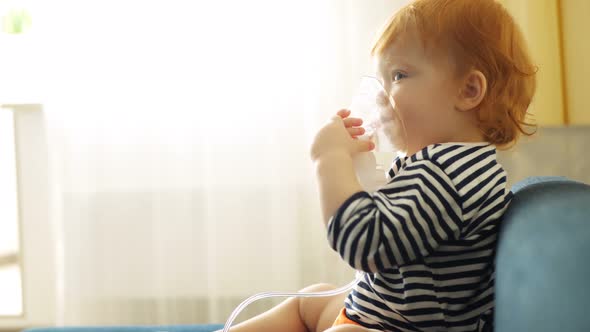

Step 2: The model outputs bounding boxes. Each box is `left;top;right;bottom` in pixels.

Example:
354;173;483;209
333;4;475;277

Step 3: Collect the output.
497;126;590;188
560;0;590;124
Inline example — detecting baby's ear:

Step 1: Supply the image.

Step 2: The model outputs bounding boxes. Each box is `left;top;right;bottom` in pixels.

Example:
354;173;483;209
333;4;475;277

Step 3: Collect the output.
455;70;487;112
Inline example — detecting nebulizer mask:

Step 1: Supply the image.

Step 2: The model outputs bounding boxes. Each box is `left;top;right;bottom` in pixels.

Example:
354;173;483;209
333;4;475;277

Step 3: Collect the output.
350;75;406;192
220;76;404;332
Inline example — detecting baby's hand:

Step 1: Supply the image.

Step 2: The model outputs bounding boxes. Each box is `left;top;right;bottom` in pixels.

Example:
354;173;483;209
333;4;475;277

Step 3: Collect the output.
310;109;374;162
337;109;366;138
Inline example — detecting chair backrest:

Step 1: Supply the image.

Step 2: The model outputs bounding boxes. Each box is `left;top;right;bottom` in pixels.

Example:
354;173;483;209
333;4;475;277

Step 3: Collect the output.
495;176;590;331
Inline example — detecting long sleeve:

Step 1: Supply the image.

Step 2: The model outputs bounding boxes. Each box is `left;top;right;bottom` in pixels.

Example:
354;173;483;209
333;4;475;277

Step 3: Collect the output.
327;159;463;273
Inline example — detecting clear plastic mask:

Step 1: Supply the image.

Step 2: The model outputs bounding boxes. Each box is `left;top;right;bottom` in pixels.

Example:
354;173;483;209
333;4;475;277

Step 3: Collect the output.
348;75;407;156
348;75;408;191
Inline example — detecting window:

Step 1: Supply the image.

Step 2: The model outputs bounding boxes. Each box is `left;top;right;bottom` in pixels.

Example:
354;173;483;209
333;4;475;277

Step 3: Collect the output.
0;107;23;317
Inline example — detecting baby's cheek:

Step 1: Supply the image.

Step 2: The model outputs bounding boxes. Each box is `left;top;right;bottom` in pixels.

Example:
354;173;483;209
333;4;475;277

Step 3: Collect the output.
390;87;428;122
390;95;415;123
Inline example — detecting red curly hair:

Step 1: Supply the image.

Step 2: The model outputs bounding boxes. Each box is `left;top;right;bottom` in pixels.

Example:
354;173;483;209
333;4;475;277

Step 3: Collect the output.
371;0;537;149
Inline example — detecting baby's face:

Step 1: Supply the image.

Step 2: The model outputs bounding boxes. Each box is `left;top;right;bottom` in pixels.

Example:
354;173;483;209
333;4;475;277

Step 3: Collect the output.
374;28;463;156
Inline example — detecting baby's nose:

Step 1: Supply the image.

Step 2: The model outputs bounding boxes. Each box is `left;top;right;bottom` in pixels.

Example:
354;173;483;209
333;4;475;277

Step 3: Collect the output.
376;91;388;106
376;91;394;110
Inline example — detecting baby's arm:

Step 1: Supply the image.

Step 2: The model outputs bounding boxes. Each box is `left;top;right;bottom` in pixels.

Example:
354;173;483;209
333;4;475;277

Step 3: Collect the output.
310;110;374;224
327;159;463;272
315;151;364;225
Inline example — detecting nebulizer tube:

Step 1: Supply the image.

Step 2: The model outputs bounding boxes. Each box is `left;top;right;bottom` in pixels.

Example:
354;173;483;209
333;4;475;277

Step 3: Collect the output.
220;271;365;332
221;76;402;332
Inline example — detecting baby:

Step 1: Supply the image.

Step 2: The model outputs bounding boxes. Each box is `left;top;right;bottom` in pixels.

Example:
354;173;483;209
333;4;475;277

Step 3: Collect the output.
224;0;536;331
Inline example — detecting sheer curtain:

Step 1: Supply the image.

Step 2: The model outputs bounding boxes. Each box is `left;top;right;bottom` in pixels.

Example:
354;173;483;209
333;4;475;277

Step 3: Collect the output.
23;0;406;326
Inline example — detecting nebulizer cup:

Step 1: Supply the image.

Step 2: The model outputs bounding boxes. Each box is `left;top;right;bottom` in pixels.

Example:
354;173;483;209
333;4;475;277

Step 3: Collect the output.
349;75;405;192
219;76;403;332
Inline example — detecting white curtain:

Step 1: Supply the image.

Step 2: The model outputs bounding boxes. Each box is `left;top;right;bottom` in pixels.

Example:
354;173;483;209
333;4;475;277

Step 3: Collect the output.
14;0;406;326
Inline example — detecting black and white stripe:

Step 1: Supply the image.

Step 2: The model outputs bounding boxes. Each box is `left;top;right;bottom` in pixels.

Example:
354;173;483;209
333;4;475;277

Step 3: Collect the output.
327;142;511;332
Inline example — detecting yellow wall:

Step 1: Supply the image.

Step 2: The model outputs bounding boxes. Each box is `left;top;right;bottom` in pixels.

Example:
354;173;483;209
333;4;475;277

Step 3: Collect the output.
499;0;565;126
500;0;590;126
560;0;590;125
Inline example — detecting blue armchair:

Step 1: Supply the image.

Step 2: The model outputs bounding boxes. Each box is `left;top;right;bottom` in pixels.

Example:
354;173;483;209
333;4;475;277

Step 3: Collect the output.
25;176;590;332
495;176;590;331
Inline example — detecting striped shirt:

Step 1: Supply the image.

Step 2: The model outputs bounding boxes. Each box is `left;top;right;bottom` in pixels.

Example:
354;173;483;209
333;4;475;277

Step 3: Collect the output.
327;142;512;332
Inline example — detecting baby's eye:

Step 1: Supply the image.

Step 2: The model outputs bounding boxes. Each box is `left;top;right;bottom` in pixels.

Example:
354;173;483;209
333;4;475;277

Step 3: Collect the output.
392;71;407;82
